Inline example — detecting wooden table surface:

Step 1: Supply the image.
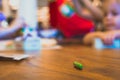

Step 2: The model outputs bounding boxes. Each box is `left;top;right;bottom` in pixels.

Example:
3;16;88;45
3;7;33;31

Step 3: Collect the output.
0;44;120;80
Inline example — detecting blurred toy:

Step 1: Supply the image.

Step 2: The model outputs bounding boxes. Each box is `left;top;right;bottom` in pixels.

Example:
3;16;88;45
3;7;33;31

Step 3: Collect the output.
94;38;120;49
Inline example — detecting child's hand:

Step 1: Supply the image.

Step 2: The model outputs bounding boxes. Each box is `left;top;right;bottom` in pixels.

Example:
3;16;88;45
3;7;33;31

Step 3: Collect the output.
100;31;118;45
10;17;27;37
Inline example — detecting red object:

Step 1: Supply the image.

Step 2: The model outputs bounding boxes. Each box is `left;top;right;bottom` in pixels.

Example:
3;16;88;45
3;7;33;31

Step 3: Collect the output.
49;0;94;38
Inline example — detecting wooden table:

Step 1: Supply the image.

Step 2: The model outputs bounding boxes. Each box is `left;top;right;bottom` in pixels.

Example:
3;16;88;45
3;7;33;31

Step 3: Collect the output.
0;44;120;80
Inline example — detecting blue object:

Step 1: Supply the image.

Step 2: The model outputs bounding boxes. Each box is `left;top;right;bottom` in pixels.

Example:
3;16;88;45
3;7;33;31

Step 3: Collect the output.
0;12;6;21
94;38;120;49
39;29;59;38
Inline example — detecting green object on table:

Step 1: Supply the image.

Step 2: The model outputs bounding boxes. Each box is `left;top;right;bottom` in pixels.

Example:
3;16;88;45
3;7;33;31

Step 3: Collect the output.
73;61;83;70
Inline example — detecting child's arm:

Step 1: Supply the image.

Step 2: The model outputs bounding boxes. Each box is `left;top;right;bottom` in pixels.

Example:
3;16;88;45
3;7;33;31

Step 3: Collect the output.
100;30;120;45
0;18;25;39
72;0;104;21
83;32;103;45
72;0;93;20
83;30;120;46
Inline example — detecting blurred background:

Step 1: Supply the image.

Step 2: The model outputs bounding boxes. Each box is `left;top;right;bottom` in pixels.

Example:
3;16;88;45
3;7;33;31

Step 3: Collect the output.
0;0;95;39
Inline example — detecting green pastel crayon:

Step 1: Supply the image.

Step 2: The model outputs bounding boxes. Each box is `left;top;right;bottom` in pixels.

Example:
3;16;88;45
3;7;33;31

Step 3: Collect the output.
73;61;83;70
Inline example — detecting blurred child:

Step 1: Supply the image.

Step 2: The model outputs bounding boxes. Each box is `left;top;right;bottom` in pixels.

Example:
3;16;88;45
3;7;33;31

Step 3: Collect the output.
72;0;104;31
83;0;120;45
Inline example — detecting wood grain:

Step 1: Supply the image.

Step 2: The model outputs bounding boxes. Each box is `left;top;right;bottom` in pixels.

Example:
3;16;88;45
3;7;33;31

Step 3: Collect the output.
0;44;119;80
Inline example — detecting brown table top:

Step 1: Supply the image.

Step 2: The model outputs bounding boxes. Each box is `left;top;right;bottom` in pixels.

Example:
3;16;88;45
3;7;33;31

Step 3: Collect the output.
0;44;119;80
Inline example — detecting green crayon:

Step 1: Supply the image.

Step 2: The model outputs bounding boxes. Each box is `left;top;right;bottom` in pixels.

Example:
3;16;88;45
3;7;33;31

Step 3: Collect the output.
73;61;83;70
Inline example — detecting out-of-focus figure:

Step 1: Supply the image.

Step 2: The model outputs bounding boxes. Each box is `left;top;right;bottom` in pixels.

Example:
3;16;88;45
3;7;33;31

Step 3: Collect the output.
83;0;120;46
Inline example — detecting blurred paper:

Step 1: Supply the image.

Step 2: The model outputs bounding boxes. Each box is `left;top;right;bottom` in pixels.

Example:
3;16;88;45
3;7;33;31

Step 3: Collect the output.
0;53;30;60
0;39;61;51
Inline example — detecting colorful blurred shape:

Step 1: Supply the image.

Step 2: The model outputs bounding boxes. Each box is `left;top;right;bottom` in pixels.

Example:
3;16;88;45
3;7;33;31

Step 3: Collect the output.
60;3;74;17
